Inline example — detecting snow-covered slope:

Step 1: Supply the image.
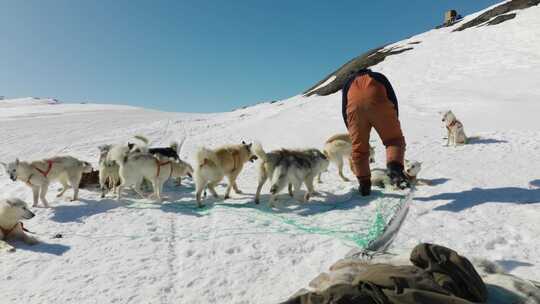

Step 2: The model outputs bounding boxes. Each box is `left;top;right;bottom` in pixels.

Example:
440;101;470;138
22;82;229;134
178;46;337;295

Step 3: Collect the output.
1;2;540;304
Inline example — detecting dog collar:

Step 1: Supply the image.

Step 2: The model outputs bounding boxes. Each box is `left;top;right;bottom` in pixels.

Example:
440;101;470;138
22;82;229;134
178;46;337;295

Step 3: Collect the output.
448;120;458;128
0;222;22;238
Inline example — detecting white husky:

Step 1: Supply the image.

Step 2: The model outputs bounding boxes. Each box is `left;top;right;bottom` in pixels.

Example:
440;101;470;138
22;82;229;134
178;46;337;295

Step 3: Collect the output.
109;145;189;201
194;142;257;207
371;160;424;189
320;133;375;182
0;198;39;252
441;110;467;146
253;142;329;207
98;145;121;198
1;157;93;207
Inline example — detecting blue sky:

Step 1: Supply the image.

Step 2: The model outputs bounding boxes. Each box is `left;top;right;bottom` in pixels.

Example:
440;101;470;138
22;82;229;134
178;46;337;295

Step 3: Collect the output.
0;0;501;113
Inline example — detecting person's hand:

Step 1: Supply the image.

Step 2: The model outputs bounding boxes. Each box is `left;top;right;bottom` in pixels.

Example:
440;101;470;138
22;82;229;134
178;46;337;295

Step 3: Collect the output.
357;177;371;196
387;161;410;189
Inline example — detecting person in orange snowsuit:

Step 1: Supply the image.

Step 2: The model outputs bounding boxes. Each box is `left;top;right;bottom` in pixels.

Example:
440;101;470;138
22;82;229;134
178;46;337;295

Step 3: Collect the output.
342;69;409;196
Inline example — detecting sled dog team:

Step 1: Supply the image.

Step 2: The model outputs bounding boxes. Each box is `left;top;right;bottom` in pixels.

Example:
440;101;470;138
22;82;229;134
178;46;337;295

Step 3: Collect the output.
0;132;425;207
0;111;463;250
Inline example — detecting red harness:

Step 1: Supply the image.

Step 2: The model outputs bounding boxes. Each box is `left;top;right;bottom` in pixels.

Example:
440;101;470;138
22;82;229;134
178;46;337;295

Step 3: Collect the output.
155;160;172;178
32;160;54;177
24;160;54;186
446;120;460;130
0;222;22;238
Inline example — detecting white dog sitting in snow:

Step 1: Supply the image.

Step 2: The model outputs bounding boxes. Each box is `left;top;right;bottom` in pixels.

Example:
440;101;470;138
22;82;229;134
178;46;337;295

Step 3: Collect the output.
1;156;93;207
371;160;426;189
0;198;39;252
441;110;467;146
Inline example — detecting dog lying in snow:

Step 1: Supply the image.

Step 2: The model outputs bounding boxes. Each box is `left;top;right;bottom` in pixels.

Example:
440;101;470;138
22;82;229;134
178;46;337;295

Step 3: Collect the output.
441;110;467;146
371;160;427;189
194;142;257;207
319;133;374;183
1;157;93;207
0;198;39;252
252;142;329;207
109;144;193;201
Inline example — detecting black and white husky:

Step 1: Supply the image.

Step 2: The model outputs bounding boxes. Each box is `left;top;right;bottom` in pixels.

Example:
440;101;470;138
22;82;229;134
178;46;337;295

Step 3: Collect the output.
371;160;423;189
252;142;329;207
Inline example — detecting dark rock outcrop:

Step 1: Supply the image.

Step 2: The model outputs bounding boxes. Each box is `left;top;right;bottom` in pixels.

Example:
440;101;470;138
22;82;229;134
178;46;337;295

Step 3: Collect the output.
303;46;414;97
454;0;540;32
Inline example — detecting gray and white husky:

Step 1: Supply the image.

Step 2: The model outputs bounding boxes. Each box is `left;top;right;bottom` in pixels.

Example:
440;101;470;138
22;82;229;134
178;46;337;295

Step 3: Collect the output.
441;110;467;146
253;142;329;207
1;156;93;207
371;160;423;189
0;198;38;252
319;133;375;183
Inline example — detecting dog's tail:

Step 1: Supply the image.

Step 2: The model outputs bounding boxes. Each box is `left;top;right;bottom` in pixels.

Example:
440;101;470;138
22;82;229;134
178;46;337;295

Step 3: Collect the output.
270;164;289;195
252;141;268;162
196;147;219;168
133;135;149;146
108;145;131;165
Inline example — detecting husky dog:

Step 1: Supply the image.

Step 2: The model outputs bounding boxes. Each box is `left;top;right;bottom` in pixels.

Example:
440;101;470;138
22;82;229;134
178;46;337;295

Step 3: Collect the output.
371;160;424;189
1;157;93;207
320;133;374;182
131;135;188;186
109;145;186;201
194;142;257;207
131;135;181;161
441;111;467;146
253;143;329;207
98;145;120;198
0;198;39;252
170;159;194;180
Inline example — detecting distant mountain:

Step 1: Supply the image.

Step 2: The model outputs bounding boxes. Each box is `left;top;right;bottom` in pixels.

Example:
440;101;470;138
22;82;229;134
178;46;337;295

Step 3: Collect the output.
304;0;540;97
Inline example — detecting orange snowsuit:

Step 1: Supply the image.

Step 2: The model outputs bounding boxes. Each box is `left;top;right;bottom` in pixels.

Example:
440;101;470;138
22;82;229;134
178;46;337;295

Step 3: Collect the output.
343;71;405;181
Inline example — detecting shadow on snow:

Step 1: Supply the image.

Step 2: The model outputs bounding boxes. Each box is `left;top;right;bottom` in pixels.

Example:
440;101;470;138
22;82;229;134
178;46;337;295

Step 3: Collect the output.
415;186;540;212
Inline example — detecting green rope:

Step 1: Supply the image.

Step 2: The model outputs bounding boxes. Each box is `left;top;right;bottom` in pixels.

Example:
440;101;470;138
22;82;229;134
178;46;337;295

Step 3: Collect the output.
119;189;409;248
